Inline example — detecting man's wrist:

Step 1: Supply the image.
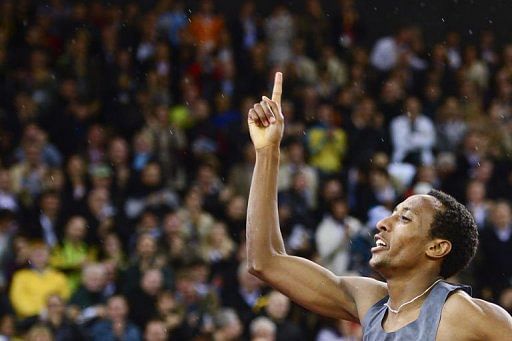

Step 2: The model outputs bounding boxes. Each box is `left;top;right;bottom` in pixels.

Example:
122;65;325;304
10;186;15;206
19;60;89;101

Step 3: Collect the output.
255;144;280;155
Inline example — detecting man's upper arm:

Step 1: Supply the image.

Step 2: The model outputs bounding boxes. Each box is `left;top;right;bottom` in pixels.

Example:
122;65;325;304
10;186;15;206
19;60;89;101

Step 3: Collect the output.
443;292;512;340
251;253;387;322
472;299;512;340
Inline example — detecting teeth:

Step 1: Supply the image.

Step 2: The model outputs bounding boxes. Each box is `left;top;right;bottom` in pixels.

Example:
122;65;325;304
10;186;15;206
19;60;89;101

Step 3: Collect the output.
376;240;387;247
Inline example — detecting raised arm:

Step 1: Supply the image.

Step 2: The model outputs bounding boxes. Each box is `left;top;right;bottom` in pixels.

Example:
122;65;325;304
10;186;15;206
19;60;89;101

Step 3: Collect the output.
246;73;387;322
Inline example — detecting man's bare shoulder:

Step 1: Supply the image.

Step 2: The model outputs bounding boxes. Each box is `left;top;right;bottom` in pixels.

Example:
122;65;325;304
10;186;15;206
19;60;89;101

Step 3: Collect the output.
440;290;512;340
339;276;388;321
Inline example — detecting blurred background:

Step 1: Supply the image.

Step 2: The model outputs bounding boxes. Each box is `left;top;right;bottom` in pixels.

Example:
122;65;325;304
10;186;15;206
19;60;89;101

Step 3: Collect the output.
0;0;511;340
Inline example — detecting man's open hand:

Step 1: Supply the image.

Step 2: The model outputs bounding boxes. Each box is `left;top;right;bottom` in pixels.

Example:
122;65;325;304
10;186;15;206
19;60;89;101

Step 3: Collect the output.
248;72;285;150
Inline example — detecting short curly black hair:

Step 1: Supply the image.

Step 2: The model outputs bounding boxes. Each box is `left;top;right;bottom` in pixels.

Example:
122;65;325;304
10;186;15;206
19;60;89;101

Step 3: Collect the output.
427;189;478;279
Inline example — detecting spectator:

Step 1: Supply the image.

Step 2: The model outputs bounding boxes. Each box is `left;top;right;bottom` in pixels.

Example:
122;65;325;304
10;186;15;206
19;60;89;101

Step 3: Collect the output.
390;96;436;166
278;139;318;206
0;209;16;288
306;103;347;176
39;294;86;341
370;25;413;72
122;233;173;295
50;215;97;290
187;0;225;52
477;201;512;302
222;261;265;333
10;140;49;207
90;295;141;341
250;316;276;341
228;142;256;198
265;4;295;66
0;169;18;212
212;308;243;341
23;190;64;249
68;263;108;325
62;155;89;213
124;161;179;220
154;290;185;338
435;97;468;153
315;318;362;341
200;221;235;266
144;319;168;341
465;180;491;229
264;291;304;341
9;242;70;319
24;324;54;341
315;197;362;275
126;268;164;329
82;188;115;245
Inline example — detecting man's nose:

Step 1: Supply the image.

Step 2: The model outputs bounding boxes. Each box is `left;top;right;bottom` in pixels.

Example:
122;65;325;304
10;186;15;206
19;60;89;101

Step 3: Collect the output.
376;216;392;232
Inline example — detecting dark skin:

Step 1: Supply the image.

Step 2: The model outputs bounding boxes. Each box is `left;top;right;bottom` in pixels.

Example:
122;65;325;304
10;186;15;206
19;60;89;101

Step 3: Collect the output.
246;72;512;340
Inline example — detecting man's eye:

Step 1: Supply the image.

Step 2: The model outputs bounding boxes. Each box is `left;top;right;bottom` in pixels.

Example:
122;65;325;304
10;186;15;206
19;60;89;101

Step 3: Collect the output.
400;216;411;222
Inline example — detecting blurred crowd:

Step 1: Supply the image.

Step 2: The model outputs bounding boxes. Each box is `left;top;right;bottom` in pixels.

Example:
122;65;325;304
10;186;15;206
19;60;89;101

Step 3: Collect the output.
0;0;512;340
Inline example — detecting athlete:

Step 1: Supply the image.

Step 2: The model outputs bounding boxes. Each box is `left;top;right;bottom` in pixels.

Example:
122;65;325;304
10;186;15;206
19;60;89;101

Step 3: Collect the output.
246;72;512;340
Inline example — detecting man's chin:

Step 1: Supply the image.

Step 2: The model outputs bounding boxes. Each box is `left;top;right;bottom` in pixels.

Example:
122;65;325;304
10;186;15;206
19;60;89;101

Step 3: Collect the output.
369;255;384;270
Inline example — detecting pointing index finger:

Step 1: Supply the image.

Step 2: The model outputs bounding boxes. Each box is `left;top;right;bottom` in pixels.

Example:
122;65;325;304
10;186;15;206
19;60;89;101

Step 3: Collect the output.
272;72;283;105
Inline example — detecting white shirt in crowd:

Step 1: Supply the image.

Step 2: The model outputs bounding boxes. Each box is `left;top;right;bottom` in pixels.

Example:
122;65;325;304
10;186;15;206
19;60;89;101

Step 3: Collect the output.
390;114;436;165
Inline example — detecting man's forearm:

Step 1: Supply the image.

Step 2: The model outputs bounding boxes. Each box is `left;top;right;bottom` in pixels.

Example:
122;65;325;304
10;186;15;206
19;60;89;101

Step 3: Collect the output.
246;145;286;272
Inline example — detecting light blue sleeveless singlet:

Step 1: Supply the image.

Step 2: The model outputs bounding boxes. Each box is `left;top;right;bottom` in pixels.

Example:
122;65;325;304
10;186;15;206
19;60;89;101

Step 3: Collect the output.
361;281;471;341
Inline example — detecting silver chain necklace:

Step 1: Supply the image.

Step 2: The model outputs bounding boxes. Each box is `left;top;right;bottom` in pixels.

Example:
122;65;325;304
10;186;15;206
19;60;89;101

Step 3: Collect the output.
385;279;442;314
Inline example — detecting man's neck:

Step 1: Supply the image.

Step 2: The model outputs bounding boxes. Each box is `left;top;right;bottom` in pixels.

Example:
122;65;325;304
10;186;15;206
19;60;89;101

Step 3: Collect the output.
386;272;442;310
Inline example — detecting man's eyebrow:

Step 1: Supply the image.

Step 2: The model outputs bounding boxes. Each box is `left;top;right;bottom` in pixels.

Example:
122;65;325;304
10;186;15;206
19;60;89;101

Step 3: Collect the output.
393;206;416;215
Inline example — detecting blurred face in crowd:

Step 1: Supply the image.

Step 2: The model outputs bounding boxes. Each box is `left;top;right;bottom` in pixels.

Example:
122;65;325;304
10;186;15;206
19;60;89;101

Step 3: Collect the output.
67;155;86;178
107;296;128;322
0;314;15;338
134;132;154;153
227;196;247;221
103;233;122;256
466;180;486;203
287;142;305;164
162;212;182;236
157;291;177;314
416;165;436;184
317;104;334;125
46;294;65;318
144;320;168;341
216;310;243;341
25;325;53;341
83;265;107;292
491;202;512;230
238;265;263;292
25;143;43;166
88;188;109;214
141;269;163;296
331;199;348;221
40;193;60;216
251;318;276;341
321;179;344;208
109;138;130;165
209;222;229;247
185;187;203;211
141;163;161;187
473;159;494;183
29;244;50;270
0;168;11;192
294;170;310;191
65;216;87;242
137;234;157;259
404;97;422;119
266;291;290;321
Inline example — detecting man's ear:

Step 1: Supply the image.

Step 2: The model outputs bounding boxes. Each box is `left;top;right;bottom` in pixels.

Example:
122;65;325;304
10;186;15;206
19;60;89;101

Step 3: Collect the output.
426;239;452;259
